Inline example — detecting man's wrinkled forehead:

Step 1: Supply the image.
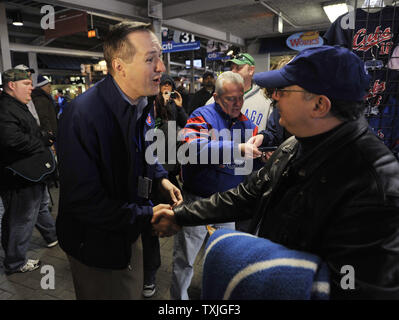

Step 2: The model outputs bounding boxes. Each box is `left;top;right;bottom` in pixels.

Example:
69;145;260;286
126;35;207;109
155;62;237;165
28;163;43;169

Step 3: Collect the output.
222;83;244;95
127;30;161;53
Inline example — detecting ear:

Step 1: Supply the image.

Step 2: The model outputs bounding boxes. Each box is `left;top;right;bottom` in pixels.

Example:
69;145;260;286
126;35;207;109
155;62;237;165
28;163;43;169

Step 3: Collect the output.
248;65;255;77
7;81;16;92
311;95;331;118
213;92;221;104
112;58;124;77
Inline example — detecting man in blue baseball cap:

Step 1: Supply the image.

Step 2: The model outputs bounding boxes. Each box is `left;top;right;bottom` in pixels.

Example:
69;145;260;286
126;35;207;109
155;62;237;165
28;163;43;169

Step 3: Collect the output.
152;45;399;299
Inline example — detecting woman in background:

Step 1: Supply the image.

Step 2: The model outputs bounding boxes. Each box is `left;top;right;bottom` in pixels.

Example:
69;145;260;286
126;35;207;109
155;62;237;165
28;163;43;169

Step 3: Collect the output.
142;74;187;299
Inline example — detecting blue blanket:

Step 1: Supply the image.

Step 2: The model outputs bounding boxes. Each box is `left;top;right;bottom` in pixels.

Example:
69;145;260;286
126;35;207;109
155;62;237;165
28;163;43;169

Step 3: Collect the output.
202;229;330;300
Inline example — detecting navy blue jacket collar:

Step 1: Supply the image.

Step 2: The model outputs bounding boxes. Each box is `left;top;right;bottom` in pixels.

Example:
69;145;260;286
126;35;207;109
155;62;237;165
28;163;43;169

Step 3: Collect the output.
97;74;151;122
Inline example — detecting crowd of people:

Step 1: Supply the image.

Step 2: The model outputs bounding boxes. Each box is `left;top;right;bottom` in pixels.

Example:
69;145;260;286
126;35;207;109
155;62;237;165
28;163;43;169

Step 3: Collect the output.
0;20;398;301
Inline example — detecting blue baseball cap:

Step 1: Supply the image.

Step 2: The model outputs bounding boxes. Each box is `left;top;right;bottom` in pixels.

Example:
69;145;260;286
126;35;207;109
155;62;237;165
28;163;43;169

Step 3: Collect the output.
253;45;371;101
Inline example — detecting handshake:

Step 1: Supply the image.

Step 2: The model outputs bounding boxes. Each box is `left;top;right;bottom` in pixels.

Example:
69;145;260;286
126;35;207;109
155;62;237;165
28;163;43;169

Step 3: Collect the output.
151;203;181;237
151;178;183;237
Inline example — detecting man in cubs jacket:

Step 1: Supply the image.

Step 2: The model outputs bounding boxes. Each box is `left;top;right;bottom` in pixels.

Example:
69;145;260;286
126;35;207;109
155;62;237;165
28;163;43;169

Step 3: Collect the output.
170;71;263;300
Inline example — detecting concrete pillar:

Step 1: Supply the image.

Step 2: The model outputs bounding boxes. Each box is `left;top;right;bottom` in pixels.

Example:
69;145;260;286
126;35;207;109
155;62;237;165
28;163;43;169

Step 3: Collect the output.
247;40;270;72
0;2;12;71
165;52;171;75
152;19;162;42
190;51;195;93
28;52;39;86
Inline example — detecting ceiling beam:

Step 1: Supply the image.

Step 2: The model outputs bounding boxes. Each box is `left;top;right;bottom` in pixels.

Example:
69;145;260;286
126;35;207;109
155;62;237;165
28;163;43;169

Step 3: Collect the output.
30;0;245;46
163;0;248;19
8;31;41;39
5;3;43;16
31;0;148;22
9;43;103;58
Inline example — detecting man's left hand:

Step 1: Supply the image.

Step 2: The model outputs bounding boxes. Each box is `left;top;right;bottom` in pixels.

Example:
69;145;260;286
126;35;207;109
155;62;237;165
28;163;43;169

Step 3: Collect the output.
160;178;183;207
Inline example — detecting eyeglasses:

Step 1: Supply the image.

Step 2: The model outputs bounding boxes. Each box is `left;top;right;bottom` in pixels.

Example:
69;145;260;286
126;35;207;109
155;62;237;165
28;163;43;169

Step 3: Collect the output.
273;88;308;97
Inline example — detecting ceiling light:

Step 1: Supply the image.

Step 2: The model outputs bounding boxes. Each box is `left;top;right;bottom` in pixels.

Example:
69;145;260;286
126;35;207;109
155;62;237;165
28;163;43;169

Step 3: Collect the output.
322;2;349;23
12;11;24;26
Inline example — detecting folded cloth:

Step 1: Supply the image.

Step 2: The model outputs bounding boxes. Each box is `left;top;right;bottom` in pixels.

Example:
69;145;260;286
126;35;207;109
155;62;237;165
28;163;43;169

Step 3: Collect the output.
202;229;329;300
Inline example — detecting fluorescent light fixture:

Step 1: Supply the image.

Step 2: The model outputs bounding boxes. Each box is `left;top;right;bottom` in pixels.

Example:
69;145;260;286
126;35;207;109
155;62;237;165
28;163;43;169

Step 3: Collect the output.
12;11;24;26
322;2;349;23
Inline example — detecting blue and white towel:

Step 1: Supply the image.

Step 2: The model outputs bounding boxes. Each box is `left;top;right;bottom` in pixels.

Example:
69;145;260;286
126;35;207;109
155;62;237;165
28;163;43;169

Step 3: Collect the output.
202;229;330;300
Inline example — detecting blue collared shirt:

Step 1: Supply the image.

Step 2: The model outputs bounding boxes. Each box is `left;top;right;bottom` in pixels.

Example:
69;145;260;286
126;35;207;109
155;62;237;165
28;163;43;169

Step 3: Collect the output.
112;77;148;120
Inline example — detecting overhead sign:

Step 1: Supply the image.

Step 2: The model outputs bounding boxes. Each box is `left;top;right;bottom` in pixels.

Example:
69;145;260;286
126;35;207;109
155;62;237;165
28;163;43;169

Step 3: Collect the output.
44;10;87;41
162;28;200;53
286;31;324;51
162;41;201;53
207;52;230;61
206;40;230;61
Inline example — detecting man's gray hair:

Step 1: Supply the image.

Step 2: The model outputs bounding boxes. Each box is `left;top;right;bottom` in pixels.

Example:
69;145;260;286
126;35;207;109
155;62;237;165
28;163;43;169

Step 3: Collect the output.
215;71;244;96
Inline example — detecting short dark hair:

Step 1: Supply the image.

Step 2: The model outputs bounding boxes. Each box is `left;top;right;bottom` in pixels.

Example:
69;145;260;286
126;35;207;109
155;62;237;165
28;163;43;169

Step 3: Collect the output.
103;21;154;75
303;91;366;121
329;99;366;122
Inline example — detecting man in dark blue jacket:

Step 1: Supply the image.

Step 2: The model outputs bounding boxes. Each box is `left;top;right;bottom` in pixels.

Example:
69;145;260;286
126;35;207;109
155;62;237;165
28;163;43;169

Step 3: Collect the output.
56;21;182;300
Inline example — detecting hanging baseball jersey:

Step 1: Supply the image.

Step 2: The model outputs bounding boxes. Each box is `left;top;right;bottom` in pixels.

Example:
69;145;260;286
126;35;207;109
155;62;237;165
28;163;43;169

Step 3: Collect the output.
324;6;399;155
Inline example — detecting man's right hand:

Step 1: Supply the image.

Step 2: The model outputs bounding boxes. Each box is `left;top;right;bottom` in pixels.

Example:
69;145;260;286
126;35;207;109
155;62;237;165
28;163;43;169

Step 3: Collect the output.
238;142;262;159
151;204;181;237
247;134;264;147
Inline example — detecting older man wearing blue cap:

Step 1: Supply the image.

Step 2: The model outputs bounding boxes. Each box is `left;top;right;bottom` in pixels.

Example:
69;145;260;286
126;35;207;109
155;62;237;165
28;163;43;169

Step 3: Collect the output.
152;45;399;299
